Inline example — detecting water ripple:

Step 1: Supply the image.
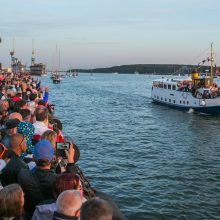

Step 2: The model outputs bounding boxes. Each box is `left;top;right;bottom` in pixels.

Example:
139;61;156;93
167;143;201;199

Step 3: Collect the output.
41;74;220;220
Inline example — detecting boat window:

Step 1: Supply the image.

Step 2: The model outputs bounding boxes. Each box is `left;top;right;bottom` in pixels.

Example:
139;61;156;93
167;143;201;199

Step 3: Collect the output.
180;101;182;104
161;97;163;101
172;85;176;90
183;101;185;104
173;100;175;104
169;99;171;103
187;101;189;105
168;85;171;90
153;81;164;88
154;95;156;98
157;96;159;99
164;84;167;89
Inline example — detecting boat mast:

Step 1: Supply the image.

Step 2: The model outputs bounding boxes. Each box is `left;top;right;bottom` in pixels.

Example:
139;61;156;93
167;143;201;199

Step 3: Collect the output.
31;39;35;66
55;44;58;74
58;48;60;74
210;42;213;85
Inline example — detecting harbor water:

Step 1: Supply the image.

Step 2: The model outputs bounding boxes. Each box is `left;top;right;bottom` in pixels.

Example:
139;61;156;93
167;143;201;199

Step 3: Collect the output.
42;74;220;220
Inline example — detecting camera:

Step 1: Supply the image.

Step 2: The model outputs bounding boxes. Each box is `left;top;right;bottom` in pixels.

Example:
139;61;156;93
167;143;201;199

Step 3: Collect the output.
56;142;70;158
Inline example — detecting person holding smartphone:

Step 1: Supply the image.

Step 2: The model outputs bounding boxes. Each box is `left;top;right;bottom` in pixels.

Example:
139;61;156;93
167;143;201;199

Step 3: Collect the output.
17;139;76;217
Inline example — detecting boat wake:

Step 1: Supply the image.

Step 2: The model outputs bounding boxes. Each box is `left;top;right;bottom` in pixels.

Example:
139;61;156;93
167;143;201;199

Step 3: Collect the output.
187;108;194;114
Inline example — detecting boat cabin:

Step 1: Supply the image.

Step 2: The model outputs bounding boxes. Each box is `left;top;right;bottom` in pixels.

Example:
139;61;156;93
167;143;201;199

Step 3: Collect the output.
153;78;191;92
191;70;211;88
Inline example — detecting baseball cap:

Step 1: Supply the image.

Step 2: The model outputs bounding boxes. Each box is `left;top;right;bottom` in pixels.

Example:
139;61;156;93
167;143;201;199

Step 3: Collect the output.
5;118;20;129
33;140;54;162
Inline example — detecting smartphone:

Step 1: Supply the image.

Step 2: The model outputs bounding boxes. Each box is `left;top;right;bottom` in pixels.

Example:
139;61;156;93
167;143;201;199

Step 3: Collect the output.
56;142;70;158
56;142;70;150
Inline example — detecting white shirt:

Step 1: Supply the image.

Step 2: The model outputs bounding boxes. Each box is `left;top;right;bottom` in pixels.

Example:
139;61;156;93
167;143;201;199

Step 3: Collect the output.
33;121;51;136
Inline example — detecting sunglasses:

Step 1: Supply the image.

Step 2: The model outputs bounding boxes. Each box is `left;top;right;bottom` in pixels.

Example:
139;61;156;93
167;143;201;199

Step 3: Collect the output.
0;143;8;159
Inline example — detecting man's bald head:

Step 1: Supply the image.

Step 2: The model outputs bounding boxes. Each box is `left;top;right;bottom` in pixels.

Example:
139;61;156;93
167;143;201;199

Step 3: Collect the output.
56;190;82;217
8;112;22;122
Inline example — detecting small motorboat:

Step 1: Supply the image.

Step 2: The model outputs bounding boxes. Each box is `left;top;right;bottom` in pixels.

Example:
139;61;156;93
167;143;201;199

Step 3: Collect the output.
53;75;61;84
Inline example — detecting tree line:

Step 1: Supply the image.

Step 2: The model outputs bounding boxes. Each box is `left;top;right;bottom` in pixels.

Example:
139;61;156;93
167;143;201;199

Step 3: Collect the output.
72;64;213;75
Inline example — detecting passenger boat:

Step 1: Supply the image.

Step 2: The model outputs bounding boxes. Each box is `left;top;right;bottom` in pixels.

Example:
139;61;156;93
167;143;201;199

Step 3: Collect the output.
151;43;220;114
30;63;46;76
29;42;46;76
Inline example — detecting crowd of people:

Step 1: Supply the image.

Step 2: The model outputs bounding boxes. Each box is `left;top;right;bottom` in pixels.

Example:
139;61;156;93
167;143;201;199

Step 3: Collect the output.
0;71;124;220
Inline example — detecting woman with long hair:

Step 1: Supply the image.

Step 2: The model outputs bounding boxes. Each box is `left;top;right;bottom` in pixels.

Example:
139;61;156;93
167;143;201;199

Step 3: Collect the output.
0;183;24;220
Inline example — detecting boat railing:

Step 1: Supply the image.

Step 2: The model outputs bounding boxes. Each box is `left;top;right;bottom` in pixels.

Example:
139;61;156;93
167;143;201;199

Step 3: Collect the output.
192;86;220;99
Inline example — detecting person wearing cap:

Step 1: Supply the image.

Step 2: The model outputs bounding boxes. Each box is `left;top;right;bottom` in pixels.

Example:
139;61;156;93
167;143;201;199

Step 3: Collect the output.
1;118;20;148
32;140;75;197
17;140;76;217
0;133;28;186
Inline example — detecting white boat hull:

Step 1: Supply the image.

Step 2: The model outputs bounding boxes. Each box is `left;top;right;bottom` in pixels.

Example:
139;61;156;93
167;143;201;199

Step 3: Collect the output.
151;87;220;114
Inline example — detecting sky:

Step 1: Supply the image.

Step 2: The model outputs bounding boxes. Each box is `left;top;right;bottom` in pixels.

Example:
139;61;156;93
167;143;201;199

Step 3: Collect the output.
0;0;220;70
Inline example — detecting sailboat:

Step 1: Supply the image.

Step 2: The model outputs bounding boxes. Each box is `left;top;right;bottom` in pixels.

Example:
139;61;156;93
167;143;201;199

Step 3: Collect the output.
53;73;61;84
151;43;220;114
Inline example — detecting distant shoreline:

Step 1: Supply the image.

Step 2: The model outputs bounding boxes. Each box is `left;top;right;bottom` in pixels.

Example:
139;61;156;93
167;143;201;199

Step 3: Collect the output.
70;64;214;75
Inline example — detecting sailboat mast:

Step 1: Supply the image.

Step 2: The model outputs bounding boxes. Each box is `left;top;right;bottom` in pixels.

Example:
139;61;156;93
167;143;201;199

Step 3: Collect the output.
59;49;60;73
55;44;57;73
210;42;213;85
